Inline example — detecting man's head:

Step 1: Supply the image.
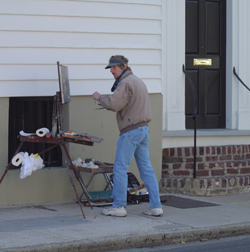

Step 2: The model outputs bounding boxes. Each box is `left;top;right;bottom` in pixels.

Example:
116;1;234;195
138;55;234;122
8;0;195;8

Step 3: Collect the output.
105;55;129;79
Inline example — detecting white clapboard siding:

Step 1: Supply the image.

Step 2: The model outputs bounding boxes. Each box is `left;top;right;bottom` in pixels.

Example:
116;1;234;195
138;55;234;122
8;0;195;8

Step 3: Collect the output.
0;0;162;19
0;80;59;97
0;0;163;97
0;78;161;97
0;65;161;81
0;48;161;65
0;16;161;34
0;32;161;49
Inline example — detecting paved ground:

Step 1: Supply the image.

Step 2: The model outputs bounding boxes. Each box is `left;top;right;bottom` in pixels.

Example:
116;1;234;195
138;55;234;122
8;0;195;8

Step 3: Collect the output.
1;192;250;252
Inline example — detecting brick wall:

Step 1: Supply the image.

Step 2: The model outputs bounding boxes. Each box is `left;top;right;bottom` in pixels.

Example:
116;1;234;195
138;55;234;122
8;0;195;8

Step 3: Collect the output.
162;145;250;178
160;145;250;196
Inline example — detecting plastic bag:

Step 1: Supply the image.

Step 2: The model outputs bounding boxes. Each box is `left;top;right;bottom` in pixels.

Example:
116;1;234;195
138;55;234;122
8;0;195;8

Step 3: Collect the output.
20;152;44;179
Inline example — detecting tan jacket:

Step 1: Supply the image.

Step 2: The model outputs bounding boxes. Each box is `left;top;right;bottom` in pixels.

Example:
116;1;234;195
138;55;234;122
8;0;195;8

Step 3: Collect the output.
99;70;152;134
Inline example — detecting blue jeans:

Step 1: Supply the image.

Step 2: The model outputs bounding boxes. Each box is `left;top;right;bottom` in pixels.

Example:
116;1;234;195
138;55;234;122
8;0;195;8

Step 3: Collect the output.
112;126;162;209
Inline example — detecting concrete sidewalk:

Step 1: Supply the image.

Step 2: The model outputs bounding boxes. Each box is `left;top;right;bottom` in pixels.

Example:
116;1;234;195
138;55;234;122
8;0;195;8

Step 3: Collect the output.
1;192;250;252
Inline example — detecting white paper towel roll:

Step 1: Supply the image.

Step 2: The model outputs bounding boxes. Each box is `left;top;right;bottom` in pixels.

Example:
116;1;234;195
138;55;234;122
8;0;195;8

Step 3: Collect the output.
11;152;24;166
36;127;50;137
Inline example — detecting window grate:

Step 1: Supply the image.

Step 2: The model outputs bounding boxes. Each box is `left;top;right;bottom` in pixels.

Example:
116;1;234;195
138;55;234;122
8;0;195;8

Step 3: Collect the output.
8;97;62;167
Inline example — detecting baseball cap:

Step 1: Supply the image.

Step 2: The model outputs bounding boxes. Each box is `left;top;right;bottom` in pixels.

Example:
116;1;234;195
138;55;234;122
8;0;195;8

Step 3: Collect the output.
105;56;127;69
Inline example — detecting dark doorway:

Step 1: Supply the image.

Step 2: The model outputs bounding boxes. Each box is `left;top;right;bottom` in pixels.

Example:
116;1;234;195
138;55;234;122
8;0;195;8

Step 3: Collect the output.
185;0;226;129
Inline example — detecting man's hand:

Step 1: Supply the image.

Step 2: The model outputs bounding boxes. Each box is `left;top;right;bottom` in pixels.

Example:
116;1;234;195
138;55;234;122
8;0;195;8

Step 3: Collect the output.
93;92;101;101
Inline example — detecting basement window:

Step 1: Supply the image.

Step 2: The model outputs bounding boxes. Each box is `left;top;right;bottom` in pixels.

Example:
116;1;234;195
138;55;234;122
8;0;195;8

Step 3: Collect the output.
8;97;62;167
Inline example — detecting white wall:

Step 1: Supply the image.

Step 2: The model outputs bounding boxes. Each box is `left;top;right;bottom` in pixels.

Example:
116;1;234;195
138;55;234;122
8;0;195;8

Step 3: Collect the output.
235;0;250;130
222;0;250;131
0;0;163;97
162;0;186;131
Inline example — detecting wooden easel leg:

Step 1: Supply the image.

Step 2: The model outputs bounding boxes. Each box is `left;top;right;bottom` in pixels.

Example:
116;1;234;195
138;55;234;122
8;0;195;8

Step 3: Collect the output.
0;168;9;185
59;143;87;218
67;170;86;219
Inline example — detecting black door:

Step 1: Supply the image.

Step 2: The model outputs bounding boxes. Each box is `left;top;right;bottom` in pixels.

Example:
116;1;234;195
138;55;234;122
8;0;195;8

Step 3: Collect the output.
185;0;226;129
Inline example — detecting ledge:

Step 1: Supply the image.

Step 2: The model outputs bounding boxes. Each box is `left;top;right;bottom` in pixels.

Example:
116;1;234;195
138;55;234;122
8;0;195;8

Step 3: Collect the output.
162;129;250;137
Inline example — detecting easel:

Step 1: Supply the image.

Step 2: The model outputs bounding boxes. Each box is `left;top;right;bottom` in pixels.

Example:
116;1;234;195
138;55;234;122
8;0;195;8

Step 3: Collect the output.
0;62;113;218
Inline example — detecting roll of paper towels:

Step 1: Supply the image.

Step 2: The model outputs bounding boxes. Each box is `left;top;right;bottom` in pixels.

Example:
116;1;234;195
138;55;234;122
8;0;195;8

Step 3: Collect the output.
11;152;24;166
36;127;50;137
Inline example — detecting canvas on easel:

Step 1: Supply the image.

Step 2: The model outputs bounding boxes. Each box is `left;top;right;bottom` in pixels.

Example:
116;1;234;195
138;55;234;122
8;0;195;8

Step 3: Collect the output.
57;61;70;104
53;61;71;135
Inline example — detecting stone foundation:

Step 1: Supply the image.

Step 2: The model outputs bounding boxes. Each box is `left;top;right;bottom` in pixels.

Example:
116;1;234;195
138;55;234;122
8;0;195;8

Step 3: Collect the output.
160;145;250;196
160;175;250;196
